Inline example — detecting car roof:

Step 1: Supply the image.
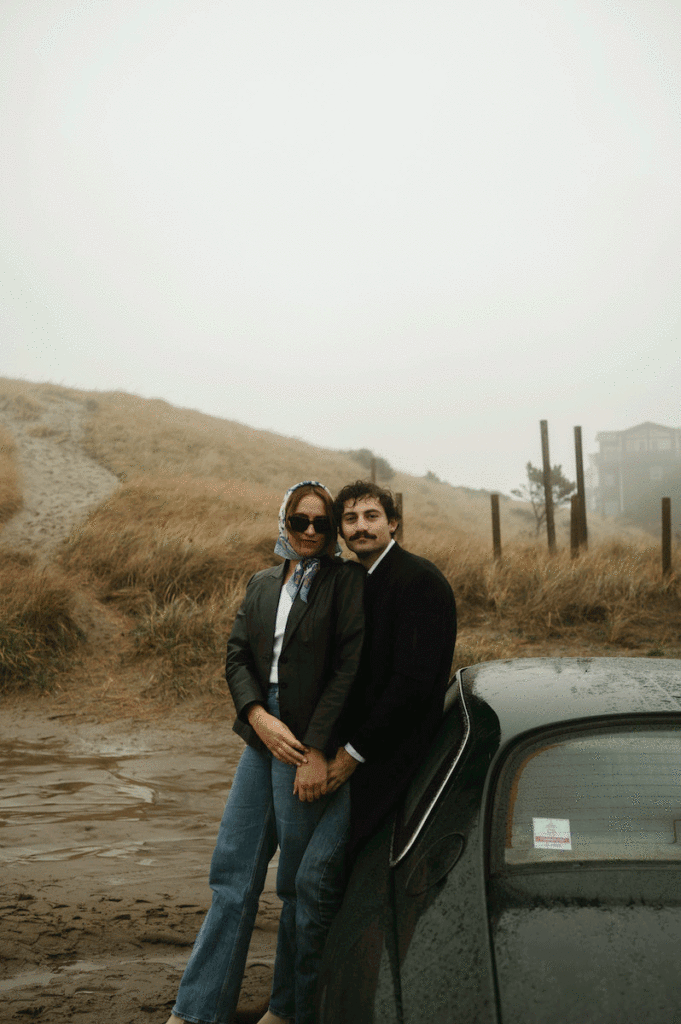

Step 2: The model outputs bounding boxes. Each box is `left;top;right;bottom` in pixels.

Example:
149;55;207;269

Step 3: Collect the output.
461;657;681;744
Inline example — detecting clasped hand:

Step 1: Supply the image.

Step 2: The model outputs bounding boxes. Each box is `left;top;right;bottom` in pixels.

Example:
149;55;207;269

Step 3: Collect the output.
247;705;358;802
294;747;359;801
246;705;327;801
293;748;328;802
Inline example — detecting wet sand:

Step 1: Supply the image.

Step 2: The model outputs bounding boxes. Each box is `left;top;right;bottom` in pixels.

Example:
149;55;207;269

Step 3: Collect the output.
0;703;279;1024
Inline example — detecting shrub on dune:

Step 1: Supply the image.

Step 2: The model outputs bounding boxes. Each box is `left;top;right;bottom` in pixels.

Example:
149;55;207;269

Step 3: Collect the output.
0;425;22;525
0;551;83;689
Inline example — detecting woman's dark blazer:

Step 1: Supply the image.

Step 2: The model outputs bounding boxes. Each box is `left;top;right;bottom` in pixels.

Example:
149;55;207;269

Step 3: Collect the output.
227;556;365;757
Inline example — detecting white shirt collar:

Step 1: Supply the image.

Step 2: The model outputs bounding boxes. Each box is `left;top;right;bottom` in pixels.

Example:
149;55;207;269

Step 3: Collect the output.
367;537;396;575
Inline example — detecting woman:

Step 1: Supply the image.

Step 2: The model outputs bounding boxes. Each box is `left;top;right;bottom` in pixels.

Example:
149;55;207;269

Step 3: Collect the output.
167;481;365;1024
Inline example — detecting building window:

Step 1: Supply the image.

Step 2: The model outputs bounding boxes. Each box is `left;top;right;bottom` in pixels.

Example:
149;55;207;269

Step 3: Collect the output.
625;438;648;452
654;436;672;451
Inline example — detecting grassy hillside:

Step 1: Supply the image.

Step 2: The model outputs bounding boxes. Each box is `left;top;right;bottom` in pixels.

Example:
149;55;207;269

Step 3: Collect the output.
79;388;502;542
0;375;647;546
79;387;649;545
0;375;677;704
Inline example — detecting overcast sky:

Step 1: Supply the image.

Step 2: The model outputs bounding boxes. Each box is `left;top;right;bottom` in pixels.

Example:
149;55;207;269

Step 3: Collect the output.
2;0;680;494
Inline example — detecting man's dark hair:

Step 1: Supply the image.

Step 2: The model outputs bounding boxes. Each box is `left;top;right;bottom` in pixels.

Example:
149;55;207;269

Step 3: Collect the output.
333;480;402;530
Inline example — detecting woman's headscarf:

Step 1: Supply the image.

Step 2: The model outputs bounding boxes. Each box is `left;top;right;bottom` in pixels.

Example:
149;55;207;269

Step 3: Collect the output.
274;480;340;602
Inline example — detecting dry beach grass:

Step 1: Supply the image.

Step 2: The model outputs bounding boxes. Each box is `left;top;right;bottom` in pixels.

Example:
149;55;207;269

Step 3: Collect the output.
0;423;22;525
0;375;679;700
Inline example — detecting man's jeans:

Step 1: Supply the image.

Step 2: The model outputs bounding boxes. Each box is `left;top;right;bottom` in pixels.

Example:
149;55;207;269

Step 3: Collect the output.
172;689;350;1024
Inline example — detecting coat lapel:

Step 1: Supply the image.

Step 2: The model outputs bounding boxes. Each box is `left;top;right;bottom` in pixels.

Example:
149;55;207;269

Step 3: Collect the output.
260;565;285;667
282;559;332;651
368;541;400;585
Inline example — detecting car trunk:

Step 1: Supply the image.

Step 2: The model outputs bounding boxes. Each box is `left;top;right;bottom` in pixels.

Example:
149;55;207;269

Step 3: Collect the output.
489;869;681;1024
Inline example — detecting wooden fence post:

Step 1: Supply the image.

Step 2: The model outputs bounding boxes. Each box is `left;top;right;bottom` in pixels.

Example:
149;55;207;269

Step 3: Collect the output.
662;497;672;576
491;493;502;560
395;492;403;544
574;425;588;549
570;494;580;558
540;419;556;554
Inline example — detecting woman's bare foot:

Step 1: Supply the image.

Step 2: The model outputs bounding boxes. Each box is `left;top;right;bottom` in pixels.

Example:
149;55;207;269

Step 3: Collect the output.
256;1011;290;1024
165;1016;185;1023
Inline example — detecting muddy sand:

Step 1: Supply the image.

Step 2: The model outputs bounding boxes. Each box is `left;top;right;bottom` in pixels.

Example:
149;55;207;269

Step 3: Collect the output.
0;702;279;1024
0;393;280;1022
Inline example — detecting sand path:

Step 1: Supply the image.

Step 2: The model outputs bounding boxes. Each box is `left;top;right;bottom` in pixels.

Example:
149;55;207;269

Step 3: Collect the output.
0;392;119;551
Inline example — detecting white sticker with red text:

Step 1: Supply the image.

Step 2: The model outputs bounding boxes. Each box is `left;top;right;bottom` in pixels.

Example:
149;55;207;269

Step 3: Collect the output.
533;817;572;850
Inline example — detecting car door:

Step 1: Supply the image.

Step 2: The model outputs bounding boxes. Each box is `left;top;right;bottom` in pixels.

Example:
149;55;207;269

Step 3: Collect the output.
387;684;501;1024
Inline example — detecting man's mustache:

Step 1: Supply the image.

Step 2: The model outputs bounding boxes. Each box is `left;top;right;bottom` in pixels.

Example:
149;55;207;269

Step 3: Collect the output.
349;531;376;541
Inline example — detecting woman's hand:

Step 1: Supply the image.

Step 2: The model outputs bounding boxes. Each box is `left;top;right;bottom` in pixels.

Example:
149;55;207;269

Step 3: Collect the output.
293;748;328;802
247;705;309;766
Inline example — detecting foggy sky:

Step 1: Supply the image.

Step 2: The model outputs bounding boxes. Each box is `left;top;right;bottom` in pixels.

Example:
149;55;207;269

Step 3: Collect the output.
2;0;680;495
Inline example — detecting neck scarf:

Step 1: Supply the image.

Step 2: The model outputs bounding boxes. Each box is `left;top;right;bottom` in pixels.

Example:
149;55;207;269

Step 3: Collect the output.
274;480;340;602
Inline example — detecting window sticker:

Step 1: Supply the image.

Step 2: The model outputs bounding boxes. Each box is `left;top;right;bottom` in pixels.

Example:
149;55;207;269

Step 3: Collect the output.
533;817;572;851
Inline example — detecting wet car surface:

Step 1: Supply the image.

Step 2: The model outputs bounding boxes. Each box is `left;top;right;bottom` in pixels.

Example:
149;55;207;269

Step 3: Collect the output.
318;657;681;1024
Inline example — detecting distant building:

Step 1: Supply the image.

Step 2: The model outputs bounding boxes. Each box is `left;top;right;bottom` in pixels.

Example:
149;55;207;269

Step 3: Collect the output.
591;422;681;523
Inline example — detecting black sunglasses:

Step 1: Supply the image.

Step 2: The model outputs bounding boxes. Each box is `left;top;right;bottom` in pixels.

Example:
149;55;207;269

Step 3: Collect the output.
287;514;332;534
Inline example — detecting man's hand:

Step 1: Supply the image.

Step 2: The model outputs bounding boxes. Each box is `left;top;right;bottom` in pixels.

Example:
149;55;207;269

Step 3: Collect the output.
247;705;309;766
294;748;328;802
326;747;360;793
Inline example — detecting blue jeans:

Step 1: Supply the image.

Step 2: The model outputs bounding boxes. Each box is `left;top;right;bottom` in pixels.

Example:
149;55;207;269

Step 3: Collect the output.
172;688;350;1024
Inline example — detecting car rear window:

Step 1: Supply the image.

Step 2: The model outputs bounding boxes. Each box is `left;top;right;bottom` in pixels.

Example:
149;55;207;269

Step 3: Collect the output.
492;723;681;866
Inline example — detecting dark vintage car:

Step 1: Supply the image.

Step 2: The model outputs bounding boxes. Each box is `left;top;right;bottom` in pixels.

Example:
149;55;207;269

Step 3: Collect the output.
317;657;681;1024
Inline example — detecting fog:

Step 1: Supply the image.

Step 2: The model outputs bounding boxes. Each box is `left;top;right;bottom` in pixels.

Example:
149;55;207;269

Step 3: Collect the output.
2;0;680;494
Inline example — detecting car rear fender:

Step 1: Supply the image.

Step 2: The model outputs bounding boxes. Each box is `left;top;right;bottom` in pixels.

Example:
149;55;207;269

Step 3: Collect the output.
317;816;403;1024
390;694;501;1024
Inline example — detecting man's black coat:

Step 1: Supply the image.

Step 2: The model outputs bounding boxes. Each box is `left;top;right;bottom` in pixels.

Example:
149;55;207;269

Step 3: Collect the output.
342;542;457;854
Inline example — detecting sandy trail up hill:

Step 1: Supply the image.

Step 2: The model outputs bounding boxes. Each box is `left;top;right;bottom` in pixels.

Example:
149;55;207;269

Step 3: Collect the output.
0;394;119;551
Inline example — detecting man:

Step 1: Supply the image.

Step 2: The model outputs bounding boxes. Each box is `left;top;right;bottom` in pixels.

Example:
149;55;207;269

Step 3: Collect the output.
327;480;457;855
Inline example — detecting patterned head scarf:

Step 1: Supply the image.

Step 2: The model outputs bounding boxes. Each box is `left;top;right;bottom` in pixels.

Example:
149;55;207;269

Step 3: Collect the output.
274;480;340;602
